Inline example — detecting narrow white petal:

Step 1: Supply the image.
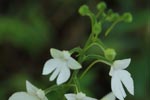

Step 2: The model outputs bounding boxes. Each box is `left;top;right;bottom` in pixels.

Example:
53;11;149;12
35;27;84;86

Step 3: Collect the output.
50;48;63;59
9;92;38;100
101;92;115;100
43;97;49;100
26;81;38;95
42;59;60;75
118;70;134;95
112;58;131;70
57;66;70;85
49;68;60;81
111;73;126;100
65;94;76;100
67;57;82;69
109;67;114;76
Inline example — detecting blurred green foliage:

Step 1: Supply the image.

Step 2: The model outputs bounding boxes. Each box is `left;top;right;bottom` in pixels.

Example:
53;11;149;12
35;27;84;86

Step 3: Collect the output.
0;3;51;54
0;0;149;100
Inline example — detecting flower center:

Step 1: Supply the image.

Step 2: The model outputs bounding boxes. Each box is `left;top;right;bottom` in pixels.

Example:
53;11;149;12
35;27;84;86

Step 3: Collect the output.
62;51;70;60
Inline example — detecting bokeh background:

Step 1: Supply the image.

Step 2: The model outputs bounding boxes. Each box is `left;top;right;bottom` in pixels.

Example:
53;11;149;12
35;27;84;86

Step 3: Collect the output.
0;0;149;100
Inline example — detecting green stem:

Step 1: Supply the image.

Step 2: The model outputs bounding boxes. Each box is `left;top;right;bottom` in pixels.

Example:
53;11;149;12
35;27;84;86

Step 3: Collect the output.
68;70;78;84
105;19;122;36
69;47;82;54
84;42;105;53
44;84;78;95
88;13;96;27
73;76;81;93
67;70;81;93
85;55;113;65
84;13;97;48
80;59;112;79
84;32;93;48
44;85;59;94
96;11;101;18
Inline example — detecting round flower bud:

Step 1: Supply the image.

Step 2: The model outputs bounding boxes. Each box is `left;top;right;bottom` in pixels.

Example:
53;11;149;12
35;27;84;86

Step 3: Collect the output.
93;22;102;35
106;13;120;21
111;13;120;21
97;2;107;10
104;48;116;61
79;5;90;16
122;13;132;22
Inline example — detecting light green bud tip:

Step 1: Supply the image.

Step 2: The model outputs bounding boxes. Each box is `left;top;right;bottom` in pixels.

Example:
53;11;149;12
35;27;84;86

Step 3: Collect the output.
104;48;116;61
111;13;119;20
93;23;102;34
97;2;107;10
79;5;90;16
122;13;132;22
106;13;120;21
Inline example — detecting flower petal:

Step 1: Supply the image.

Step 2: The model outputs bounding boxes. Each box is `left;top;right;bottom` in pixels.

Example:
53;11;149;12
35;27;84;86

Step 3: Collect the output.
65;94;76;100
112;58;131;70
42;59;60;75
101;92;115;100
109;67;114;76
49;67;60;81
36;89;48;100
76;92;86;99
67;57;82;69
57;66;70;85
65;92;97;100
26;80;38;95
43;97;49;100
111;72;126;100
9;92;38;100
118;70;134;95
50;48;63;59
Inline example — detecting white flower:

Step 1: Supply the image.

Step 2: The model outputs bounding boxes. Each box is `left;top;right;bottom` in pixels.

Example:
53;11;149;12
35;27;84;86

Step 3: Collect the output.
101;92;115;100
65;92;97;100
109;58;134;100
9;80;48;100
42;48;82;85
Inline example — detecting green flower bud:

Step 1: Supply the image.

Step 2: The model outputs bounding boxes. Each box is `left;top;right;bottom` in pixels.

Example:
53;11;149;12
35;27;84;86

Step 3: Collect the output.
93;23;102;35
79;5;90;16
97;2;107;10
111;13;120;20
104;48;116;61
122;13;132;22
106;13;120;22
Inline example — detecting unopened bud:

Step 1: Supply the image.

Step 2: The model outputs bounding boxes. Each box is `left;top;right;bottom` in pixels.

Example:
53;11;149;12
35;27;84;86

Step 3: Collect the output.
122;13;132;22
97;2;107;10
106;13;120;21
104;48;116;61
93;23;102;35
79;5;90;16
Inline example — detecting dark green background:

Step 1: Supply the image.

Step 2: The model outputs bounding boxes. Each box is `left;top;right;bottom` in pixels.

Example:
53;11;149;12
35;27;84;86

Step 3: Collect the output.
0;0;149;100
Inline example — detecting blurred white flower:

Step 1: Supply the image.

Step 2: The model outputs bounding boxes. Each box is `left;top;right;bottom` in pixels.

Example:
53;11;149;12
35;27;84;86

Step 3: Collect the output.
109;58;134;100
9;81;48;100
101;92;115;100
65;92;97;100
42;48;82;85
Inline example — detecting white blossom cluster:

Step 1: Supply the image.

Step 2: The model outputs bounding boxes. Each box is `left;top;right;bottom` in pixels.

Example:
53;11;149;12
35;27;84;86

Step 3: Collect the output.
9;48;134;100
